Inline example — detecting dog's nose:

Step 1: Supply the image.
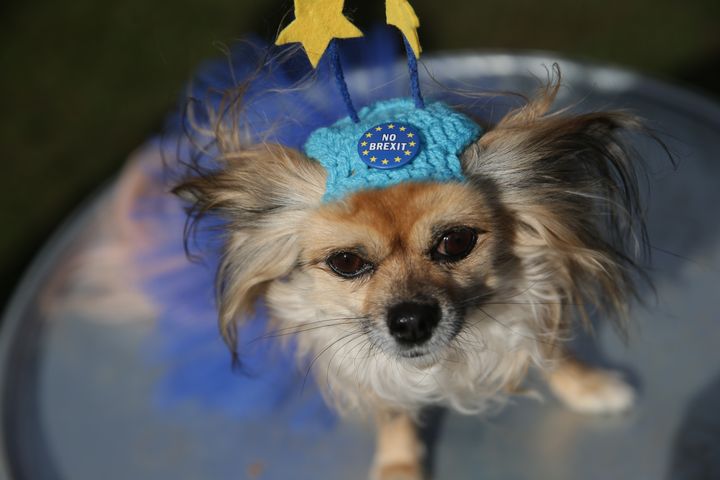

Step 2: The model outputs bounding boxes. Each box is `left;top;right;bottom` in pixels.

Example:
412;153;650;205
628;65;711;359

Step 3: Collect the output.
387;300;441;346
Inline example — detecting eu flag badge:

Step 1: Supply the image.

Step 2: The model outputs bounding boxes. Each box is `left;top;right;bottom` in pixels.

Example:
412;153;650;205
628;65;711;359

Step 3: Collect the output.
357;123;421;169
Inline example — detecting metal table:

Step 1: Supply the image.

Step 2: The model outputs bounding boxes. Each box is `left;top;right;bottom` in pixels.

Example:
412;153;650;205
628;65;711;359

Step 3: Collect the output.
1;52;719;480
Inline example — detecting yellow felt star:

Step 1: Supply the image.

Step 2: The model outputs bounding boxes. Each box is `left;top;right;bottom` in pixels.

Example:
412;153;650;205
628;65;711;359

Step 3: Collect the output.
370;156;377;162
407;132;414;138
386;0;422;58
362;150;369;155
361;141;368;146
409;141;416;146
404;150;411;155
276;0;364;68
388;124;395;129
399;126;406;131
382;159;390;165
366;133;373;138
394;156;401;162
375;126;383;131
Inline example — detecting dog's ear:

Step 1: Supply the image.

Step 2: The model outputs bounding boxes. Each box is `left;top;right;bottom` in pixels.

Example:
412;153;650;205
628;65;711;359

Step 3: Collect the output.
462;83;650;325
174;144;326;350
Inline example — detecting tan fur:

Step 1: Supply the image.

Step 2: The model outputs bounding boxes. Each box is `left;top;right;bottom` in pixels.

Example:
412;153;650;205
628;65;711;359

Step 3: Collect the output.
300;182;511;316
547;354;635;414
373;411;424;480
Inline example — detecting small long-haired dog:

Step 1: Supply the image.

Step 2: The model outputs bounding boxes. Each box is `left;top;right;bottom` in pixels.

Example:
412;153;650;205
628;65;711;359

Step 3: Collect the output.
176;71;649;479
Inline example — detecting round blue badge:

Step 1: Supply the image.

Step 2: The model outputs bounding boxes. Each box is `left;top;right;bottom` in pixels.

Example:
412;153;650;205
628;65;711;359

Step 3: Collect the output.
357;123;421;169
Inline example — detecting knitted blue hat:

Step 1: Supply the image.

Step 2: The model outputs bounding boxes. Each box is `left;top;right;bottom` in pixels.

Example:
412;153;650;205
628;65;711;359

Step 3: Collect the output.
305;98;481;202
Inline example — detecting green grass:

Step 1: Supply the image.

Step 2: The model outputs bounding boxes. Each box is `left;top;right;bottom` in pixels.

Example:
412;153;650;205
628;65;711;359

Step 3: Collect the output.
0;0;718;308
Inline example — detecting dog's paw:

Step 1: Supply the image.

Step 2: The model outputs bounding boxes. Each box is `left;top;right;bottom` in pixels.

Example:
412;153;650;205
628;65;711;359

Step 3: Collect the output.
548;365;635;414
371;463;424;480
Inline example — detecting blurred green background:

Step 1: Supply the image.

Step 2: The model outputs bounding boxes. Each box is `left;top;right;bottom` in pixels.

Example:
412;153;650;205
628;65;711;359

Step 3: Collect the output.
0;0;718;310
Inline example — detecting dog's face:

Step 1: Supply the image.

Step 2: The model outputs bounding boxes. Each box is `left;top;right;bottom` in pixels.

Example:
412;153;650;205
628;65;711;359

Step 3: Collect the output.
298;181;517;366
177;87;646;412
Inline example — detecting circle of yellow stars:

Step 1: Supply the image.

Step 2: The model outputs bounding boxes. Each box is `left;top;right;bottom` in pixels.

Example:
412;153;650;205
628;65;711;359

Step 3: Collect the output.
358;123;420;168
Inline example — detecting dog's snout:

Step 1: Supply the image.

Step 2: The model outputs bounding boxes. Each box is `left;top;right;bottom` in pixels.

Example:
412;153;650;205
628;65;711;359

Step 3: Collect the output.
387;300;440;346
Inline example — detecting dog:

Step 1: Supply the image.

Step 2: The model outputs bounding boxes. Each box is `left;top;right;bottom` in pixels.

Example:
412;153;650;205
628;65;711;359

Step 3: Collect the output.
175;72;648;480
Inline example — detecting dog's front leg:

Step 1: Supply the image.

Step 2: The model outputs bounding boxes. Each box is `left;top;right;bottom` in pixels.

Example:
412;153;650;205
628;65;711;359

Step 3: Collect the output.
546;351;635;414
371;408;425;480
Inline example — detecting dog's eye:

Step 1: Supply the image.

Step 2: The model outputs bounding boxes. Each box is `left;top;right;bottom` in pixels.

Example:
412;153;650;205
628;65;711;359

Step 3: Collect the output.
432;227;478;262
327;252;373;278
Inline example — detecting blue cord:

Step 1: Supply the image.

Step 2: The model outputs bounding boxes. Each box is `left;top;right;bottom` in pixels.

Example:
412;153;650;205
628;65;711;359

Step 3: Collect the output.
327;39;360;123
403;36;425;109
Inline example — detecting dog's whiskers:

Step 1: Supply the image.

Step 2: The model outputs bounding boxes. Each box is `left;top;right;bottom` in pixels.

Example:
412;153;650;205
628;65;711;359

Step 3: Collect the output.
324;327;368;387
466;307;564;349
249;315;369;343
301;329;366;394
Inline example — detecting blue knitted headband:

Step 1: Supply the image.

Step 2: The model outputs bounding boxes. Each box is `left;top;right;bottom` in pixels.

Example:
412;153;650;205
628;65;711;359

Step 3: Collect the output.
276;0;482;202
